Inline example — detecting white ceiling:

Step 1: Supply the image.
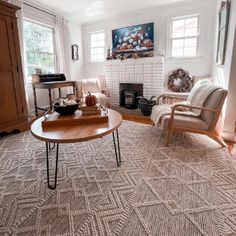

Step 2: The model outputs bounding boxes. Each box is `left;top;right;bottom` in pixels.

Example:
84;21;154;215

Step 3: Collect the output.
33;0;192;23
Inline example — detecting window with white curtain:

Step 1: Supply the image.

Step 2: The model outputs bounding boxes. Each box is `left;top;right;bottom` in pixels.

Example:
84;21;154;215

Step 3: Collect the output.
90;31;105;62
23;20;56;81
171;15;199;57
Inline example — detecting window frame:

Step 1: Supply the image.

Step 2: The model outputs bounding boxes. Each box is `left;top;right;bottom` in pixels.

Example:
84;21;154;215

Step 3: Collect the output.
167;14;200;59
23;18;57;83
89;30;105;63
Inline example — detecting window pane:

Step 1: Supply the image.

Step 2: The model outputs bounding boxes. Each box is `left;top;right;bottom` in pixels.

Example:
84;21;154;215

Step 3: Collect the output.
172;19;184;38
26;52;37;65
42;28;54;53
98;33;104;40
91;34;98;41
27;66;37;77
172;39;184;48
91;48;97;55
91;40;104;47
91;41;98;47
185;27;198;37
24;35;34;51
172;47;184;57
185;17;198;28
173;19;184;30
171;15;199;57
90;31;105;62
23;20;55;79
97;48;104;54
173;29;184;38
97;40;104;47
184;47;196;56
172;16;199;38
184;38;197;47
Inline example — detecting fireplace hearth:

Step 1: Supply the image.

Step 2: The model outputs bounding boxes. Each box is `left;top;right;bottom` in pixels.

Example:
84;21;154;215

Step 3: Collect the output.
120;83;143;109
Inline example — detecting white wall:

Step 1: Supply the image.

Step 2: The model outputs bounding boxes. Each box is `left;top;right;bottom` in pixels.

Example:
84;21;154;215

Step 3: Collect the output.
82;0;216;86
212;0;236;141
69;21;84;81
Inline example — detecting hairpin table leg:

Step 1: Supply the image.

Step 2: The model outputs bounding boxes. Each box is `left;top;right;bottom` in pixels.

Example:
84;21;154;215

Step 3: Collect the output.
49;143;55;151
46;142;59;190
112;129;121;167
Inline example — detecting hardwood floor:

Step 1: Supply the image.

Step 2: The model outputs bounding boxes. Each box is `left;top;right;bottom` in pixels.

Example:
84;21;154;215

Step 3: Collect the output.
122;114;153;125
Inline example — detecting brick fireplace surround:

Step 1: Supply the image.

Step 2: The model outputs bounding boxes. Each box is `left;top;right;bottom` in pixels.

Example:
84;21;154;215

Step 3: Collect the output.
105;56;164;107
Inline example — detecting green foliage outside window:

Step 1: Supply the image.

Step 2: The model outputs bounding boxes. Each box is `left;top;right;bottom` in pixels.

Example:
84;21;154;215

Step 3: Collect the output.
23;20;56;78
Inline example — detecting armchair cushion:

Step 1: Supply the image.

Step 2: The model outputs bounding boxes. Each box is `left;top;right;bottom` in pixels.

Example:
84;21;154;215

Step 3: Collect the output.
200;89;227;126
151;104;209;130
161;114;209;130
187;82;220;116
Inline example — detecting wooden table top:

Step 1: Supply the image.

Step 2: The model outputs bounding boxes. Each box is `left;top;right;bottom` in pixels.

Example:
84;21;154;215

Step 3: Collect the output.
33;81;76;89
31;109;122;143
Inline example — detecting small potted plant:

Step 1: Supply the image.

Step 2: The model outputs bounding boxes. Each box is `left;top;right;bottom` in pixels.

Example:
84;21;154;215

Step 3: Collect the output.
137;96;156;116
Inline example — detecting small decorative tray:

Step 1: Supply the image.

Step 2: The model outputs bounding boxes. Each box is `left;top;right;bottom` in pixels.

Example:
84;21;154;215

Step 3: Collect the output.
42;110;108;129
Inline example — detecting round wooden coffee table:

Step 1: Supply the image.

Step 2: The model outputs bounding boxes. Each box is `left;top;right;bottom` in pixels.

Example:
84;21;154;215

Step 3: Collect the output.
31;109;122;189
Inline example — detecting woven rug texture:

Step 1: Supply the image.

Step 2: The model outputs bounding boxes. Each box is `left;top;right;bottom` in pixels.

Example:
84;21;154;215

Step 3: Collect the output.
0;121;236;236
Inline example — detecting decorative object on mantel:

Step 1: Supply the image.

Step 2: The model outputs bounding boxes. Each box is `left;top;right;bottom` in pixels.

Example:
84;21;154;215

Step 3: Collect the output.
168;68;193;92
109;51;154;61
138;96;156;116
72;44;79;60
157;48;165;57
216;0;230;65
106;45;112;60
132;51;154;59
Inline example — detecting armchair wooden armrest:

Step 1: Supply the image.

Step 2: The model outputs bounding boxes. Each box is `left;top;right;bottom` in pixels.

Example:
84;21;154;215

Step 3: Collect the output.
169;104;217;127
157;94;187;105
171;104;217;114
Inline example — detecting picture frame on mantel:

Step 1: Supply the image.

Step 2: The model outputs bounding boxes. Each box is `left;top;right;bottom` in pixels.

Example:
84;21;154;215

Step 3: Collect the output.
216;0;231;65
72;44;79;60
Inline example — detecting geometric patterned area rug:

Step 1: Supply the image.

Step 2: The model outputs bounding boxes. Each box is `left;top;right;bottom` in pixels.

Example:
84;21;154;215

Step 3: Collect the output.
0;120;236;236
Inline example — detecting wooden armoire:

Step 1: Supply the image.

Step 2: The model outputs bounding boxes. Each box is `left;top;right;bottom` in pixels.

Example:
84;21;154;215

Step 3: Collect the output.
0;0;28;133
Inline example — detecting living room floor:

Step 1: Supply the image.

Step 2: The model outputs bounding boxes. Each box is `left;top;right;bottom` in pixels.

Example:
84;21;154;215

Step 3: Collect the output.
122;114;236;156
1;117;236;235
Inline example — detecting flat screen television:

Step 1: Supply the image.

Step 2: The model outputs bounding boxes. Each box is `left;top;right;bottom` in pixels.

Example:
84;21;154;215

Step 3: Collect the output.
112;22;154;54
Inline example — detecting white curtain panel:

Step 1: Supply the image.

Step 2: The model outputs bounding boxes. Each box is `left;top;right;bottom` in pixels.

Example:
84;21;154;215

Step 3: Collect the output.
3;0;31;114
55;17;72;81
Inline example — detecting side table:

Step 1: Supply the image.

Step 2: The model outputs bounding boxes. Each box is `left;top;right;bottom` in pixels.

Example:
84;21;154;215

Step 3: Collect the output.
32;81;77;116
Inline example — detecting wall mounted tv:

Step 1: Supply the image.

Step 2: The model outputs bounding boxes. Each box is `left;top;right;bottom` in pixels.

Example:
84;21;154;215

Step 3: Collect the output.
112;22;154;54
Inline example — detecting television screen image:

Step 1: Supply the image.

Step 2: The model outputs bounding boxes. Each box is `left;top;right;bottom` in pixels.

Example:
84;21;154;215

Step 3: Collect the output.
112;22;154;54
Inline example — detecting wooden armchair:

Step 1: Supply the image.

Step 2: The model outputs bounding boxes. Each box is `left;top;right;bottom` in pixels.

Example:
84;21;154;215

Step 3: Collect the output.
153;89;228;147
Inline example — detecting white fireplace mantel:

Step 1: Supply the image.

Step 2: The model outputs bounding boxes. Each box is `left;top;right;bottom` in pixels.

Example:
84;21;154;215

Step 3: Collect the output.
105;56;164;106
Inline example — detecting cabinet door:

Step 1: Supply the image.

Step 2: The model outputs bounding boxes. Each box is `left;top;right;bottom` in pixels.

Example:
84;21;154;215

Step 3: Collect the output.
0;13;22;124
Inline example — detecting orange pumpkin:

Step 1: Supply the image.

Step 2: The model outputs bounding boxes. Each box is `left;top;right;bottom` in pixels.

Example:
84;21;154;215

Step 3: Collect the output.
85;92;97;106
